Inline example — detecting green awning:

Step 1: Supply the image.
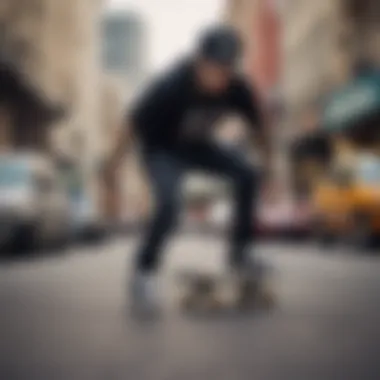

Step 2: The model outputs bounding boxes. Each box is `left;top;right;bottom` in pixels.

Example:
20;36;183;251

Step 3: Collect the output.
323;73;380;132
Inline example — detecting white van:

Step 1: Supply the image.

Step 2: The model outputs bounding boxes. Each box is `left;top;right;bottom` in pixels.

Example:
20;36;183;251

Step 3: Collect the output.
0;153;71;252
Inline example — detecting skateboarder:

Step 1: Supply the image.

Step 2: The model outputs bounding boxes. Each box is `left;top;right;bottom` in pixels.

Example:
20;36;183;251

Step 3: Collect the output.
105;25;273;313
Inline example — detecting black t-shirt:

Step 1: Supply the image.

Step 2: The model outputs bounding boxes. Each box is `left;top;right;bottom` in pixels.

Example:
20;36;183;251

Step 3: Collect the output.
130;59;263;150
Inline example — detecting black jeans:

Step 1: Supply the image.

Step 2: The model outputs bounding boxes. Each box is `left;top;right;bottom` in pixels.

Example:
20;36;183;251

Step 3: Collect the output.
135;142;260;273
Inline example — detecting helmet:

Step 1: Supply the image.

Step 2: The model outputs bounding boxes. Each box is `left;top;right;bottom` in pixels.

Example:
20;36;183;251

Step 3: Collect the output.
197;25;242;68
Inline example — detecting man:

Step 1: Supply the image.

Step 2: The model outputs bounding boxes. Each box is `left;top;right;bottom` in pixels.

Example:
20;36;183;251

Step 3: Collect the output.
106;25;273;312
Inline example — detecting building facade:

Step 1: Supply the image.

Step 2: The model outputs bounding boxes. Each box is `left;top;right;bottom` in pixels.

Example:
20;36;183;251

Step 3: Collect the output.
45;0;105;217
101;11;147;88
282;0;342;137
0;0;64;151
1;0;109;218
226;0;281;97
282;0;380;197
226;0;288;195
282;0;380;139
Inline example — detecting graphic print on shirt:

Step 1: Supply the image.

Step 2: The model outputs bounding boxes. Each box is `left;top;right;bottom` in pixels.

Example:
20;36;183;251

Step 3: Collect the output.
179;106;226;142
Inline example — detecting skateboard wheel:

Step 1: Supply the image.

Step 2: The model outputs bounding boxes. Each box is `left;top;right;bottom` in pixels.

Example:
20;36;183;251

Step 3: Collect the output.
208;296;224;311
235;281;276;311
180;291;223;312
181;294;197;310
257;288;276;309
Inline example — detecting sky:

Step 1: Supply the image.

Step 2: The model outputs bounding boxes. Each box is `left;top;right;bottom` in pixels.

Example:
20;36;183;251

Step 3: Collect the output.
107;0;225;71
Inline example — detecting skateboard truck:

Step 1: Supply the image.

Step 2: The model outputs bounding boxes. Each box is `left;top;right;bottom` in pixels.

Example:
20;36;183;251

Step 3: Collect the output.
177;269;276;313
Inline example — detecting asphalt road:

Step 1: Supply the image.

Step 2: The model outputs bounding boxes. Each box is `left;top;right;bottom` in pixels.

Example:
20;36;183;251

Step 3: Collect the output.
0;237;380;380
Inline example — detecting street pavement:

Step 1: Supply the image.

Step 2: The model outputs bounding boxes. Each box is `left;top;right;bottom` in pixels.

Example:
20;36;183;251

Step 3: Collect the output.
0;236;380;380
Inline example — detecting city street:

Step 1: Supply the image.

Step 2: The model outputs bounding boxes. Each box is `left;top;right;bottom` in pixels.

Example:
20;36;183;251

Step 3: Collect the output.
0;237;380;380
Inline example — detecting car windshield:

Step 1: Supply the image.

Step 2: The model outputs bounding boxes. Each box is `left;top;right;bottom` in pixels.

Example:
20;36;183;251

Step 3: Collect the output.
356;156;380;184
328;166;354;185
0;160;30;188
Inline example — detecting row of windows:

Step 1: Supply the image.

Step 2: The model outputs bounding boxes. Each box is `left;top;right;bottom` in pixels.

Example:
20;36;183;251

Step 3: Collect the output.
283;1;332;49
102;17;144;74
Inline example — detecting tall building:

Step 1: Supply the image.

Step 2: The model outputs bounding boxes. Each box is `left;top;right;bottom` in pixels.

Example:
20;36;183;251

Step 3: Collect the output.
226;0;288;194
0;0;105;159
0;0;64;151
101;11;147;88
226;0;281;97
282;0;380;140
1;0;110;219
44;0;105;217
282;1;340;135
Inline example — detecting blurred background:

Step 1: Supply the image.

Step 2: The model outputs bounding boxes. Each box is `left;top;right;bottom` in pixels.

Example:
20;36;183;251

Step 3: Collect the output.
2;0;380;254
1;0;380;253
1;1;380;379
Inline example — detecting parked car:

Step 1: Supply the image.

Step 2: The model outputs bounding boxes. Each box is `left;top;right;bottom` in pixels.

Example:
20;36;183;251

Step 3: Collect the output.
66;184;106;244
0;153;71;253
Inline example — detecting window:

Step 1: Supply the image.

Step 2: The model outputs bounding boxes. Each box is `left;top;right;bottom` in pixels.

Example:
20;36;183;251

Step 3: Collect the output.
356;156;380;184
0;161;29;188
102;16;142;75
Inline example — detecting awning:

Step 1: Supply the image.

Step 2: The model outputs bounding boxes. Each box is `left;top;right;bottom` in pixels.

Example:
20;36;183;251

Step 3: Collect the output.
0;55;65;125
323;72;380;132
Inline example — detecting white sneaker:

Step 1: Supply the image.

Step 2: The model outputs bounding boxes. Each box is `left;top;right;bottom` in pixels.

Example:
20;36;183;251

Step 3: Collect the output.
130;272;161;316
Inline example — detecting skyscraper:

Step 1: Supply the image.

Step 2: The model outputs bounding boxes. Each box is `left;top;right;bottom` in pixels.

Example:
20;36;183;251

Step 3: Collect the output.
101;11;146;87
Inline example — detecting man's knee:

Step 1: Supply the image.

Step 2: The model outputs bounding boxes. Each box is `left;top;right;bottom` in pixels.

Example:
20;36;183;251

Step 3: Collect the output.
155;195;180;226
235;167;258;189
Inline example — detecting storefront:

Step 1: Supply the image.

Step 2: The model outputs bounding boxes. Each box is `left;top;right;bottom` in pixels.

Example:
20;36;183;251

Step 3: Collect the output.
290;69;380;198
304;70;380;245
323;70;380;147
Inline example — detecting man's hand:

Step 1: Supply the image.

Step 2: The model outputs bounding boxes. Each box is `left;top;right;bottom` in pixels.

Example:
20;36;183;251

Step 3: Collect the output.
101;158;118;186
103;122;133;182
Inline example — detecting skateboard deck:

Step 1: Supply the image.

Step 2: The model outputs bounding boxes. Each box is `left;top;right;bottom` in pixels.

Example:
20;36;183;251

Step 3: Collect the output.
176;270;276;313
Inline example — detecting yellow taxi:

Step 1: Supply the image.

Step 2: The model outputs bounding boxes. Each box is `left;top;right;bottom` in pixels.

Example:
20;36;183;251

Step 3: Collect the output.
313;153;380;247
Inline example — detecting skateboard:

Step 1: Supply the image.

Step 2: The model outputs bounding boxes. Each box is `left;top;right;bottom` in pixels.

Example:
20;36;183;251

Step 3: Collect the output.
177;270;276;313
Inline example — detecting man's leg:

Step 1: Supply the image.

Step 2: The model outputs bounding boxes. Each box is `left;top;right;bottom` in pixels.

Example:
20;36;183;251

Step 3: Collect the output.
130;150;183;313
136;150;183;273
181;143;260;269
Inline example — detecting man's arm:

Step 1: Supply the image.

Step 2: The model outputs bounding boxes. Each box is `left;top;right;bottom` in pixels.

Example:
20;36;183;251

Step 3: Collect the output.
253;112;273;177
233;80;274;175
104;119;133;182
100;117;133;221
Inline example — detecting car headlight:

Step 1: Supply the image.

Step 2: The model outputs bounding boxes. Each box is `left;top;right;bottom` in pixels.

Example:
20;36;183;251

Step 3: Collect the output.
0;196;36;219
